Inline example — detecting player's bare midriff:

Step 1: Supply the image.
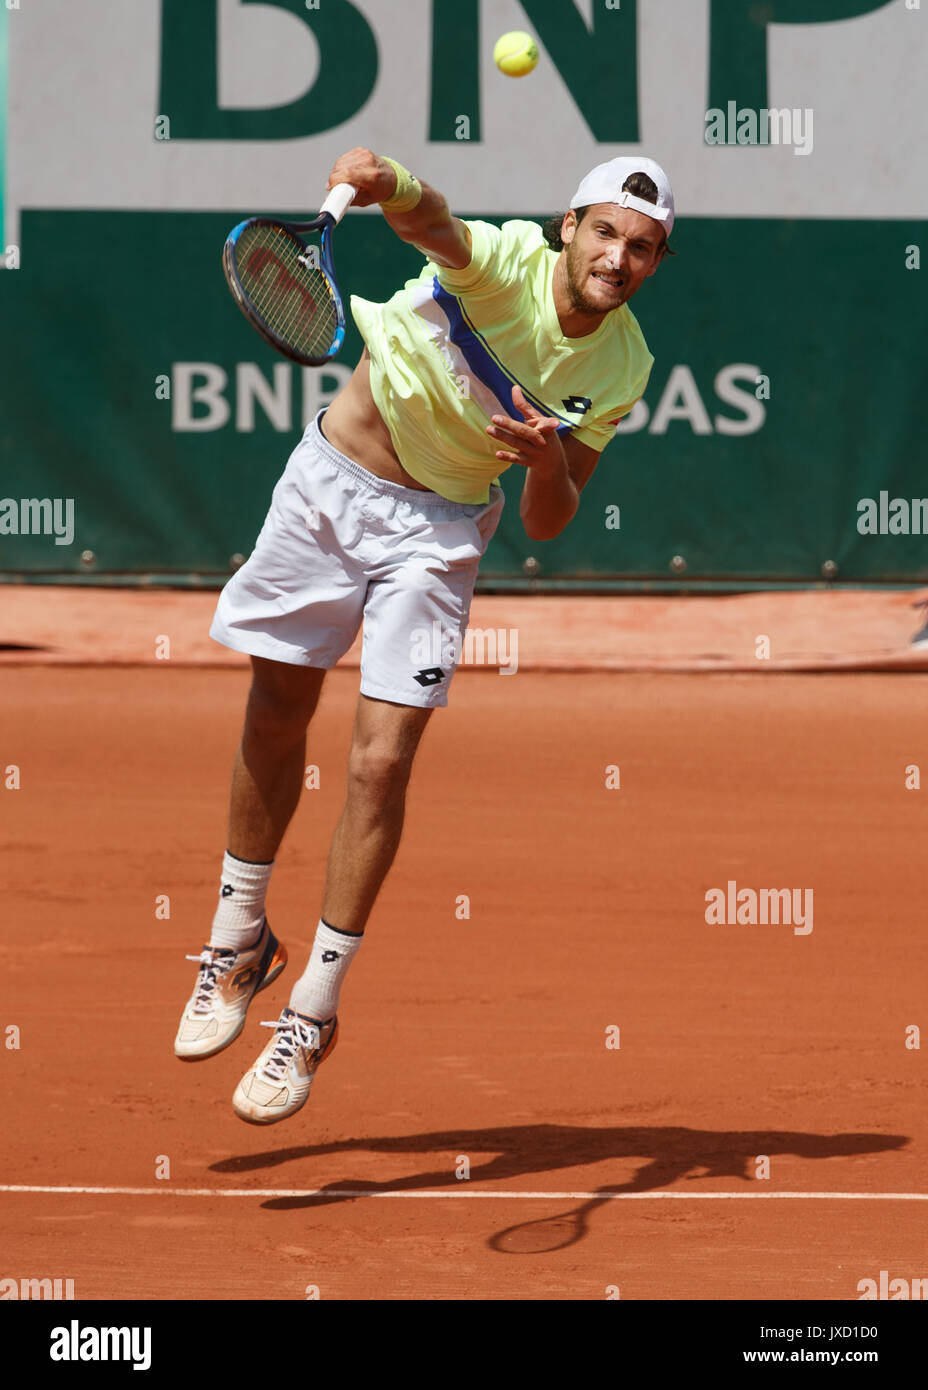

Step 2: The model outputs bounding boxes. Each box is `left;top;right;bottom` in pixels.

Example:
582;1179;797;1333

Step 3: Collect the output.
320;348;434;492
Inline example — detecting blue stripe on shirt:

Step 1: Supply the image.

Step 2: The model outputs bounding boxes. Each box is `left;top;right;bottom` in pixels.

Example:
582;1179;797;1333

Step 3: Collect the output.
431;278;574;434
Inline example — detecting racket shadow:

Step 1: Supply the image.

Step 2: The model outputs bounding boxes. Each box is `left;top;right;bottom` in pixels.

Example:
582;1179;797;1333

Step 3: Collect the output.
489;1194;612;1255
214;1123;908;1256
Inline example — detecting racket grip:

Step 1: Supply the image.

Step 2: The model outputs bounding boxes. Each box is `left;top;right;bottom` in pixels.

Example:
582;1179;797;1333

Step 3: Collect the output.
320;183;357;224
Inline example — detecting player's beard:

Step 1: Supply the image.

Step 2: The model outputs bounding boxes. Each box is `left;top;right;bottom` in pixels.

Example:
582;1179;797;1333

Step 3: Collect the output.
564;239;626;316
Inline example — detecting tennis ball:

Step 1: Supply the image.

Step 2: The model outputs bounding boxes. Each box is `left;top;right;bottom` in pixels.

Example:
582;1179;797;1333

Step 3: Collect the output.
493;31;539;78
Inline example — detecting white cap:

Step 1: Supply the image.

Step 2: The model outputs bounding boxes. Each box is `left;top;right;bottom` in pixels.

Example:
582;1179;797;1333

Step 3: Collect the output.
569;156;674;238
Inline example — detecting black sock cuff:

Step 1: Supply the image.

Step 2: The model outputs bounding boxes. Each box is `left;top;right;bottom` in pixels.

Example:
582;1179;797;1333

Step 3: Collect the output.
321;916;363;938
225;850;274;867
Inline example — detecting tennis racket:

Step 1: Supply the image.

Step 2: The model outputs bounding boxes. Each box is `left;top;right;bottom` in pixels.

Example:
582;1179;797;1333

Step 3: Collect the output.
222;183;357;367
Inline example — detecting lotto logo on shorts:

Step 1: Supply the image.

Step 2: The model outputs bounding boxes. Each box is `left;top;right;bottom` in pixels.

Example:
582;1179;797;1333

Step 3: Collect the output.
410;622;519;676
413;667;446;687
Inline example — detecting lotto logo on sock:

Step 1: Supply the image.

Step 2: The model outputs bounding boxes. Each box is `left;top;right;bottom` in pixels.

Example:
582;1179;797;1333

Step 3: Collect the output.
321;950;340;964
221;884;235;897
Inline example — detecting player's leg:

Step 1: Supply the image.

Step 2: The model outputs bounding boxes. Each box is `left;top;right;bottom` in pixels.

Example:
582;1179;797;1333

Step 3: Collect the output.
174;657;327;1062
228;655;327;866
175;415;370;1063
232;695;431;1124
321;694;433;933
228;424;504;1123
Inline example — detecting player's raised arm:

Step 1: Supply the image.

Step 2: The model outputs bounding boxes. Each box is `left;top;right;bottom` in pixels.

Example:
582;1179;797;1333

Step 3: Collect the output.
325;147;471;270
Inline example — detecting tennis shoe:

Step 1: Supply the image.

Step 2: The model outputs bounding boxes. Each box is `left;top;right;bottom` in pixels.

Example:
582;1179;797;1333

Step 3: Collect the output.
174;920;287;1061
232;1007;338;1125
911;615;928;648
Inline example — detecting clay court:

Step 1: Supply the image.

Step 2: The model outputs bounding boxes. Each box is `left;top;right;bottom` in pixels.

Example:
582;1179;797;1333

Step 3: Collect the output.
3;0;926;1323
2;591;926;1301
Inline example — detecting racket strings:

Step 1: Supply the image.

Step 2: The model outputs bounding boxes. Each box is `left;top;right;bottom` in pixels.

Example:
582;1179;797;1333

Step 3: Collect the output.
241;225;333;350
234;223;338;359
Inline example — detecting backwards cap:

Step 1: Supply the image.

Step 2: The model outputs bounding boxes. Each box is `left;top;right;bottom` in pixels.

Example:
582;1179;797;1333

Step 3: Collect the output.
569;156;674;238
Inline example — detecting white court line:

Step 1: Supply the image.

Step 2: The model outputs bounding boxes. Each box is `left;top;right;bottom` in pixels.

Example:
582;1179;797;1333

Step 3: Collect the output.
0;1185;925;1201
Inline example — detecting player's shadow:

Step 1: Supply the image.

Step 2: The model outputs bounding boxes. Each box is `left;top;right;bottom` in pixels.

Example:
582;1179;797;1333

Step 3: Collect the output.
211;1124;907;1251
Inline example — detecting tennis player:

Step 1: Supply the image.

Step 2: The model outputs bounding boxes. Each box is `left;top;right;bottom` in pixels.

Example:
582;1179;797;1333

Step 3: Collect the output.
174;149;674;1124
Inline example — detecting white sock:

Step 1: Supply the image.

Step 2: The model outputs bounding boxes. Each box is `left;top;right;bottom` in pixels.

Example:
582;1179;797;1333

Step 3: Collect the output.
209;851;274;951
289;919;363;1021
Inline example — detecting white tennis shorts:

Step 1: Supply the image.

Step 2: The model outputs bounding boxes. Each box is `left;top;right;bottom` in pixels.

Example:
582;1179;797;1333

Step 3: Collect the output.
210;411;505;708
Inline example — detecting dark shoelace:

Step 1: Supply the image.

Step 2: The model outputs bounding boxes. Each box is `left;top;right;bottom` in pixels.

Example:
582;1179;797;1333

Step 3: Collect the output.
258;1013;322;1083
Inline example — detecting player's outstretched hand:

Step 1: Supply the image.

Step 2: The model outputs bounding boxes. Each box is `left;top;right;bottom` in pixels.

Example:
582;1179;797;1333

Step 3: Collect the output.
486;385;566;472
325;148;396;207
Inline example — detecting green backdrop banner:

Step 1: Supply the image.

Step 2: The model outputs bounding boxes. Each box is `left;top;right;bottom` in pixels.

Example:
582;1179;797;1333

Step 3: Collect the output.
1;209;925;587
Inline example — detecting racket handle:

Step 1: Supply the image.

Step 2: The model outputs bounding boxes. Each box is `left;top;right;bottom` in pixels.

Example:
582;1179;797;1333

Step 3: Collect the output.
320;183;357;224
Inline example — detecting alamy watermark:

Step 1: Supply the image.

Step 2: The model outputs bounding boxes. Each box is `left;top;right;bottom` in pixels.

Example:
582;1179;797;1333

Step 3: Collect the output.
0;497;75;545
857;1269;927;1300
49;1320;151;1370
705;103;813;157
857;492;928;535
705;880;813;935
1;1276;74;1300
410;621;518;676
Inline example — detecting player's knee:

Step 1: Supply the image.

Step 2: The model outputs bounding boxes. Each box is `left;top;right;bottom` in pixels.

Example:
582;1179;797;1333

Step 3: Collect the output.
346;741;414;807
244;669;320;744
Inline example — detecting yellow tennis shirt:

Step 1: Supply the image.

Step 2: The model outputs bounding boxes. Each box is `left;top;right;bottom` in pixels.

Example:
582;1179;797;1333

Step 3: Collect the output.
350;218;654;504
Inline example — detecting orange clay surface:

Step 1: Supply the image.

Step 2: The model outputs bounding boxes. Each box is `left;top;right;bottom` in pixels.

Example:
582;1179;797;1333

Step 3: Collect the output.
2;664;927;1300
2;585;928;671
